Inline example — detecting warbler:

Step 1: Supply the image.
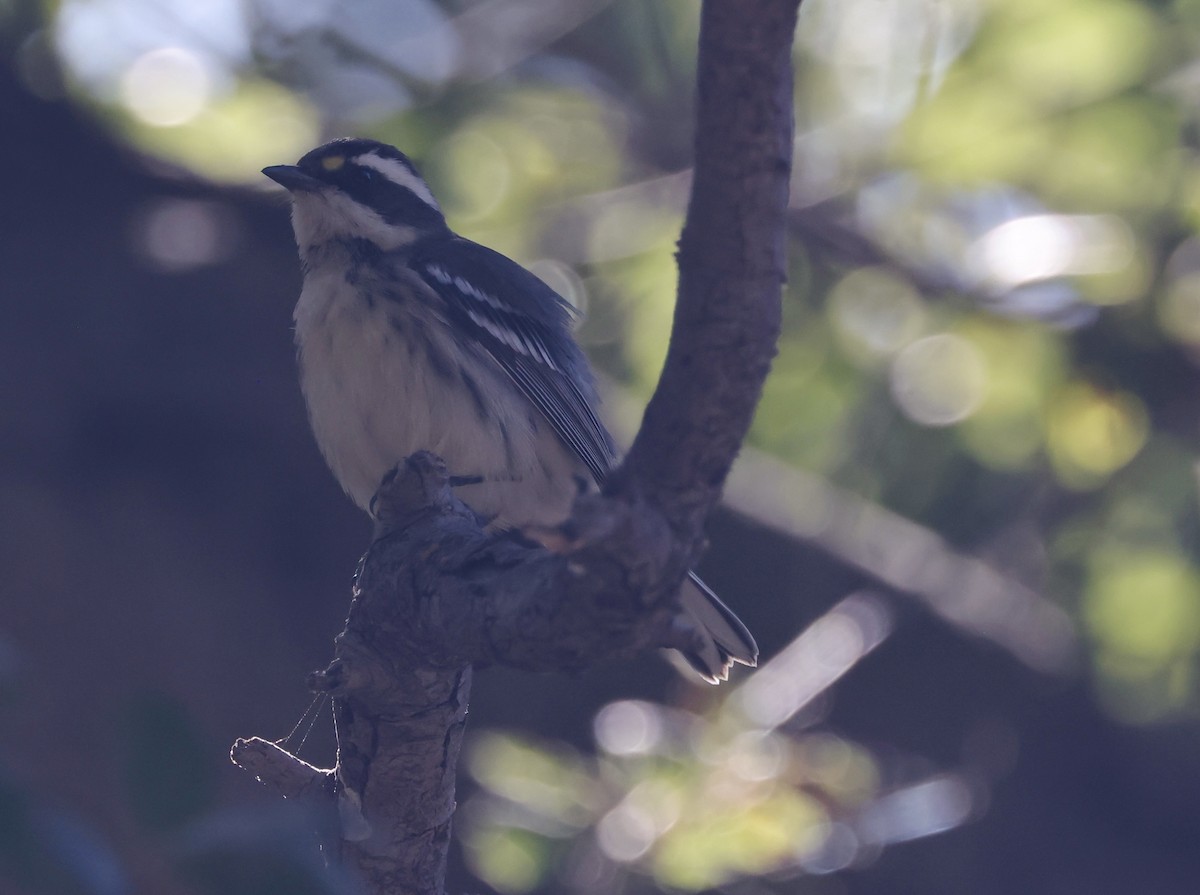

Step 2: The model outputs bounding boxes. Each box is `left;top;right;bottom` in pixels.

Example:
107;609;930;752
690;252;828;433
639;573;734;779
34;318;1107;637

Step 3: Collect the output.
264;138;756;681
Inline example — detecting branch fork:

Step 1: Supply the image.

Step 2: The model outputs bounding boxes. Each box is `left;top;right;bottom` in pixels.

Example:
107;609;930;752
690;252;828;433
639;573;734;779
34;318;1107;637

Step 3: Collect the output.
232;2;800;891
233;449;695;892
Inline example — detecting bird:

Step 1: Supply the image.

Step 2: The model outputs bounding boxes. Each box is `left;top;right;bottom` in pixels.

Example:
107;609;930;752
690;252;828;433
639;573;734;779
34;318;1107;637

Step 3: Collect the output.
263;137;756;681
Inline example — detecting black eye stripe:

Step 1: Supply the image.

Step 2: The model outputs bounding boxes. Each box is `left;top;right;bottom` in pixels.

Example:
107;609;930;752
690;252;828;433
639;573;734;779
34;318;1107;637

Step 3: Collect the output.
335;167;444;228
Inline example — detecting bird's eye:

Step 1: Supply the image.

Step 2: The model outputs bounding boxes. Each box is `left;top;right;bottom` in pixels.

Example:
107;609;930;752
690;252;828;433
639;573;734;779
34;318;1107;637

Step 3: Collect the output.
358;167;378;183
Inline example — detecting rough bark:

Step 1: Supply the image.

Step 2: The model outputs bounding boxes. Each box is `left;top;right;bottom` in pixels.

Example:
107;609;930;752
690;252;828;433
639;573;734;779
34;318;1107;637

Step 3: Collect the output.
616;0;795;550
232;2;802;892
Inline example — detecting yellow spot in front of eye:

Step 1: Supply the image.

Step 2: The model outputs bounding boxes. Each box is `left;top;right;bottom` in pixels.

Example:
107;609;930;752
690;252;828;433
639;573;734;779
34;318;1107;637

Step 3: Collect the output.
322;155;345;172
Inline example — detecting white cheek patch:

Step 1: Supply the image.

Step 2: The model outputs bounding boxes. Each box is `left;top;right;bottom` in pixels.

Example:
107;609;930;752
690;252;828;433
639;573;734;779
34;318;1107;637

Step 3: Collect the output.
291;191;416;251
357;153;442;212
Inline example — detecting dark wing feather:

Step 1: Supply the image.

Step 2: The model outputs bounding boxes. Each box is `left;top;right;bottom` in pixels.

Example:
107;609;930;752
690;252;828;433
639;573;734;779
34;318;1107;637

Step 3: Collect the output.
408;237;618;482
408;238;758;680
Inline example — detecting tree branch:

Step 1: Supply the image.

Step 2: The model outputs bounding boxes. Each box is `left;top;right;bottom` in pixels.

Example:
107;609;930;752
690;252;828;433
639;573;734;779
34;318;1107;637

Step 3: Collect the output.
617;0;797;548
230;737;333;801
233;2;801;892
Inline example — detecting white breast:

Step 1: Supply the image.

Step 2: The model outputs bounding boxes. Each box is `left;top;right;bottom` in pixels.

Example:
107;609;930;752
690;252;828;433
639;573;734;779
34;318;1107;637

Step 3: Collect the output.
293;265;587;526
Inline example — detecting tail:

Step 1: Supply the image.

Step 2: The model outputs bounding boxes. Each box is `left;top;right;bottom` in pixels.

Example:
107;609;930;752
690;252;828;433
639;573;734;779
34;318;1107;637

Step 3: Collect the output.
677;572;758;683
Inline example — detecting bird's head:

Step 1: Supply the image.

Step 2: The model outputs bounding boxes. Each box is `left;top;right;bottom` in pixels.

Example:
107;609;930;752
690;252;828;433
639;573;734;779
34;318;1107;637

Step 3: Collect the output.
264;138;448;253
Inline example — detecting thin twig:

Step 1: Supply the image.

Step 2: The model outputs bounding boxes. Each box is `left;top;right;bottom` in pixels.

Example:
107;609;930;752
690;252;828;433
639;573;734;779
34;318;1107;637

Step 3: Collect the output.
230;737;333;800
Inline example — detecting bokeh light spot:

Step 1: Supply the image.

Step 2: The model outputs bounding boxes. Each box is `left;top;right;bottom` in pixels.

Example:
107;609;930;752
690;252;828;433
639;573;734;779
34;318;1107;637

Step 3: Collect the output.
859;775;974;845
737;593;892;730
802;733;879;805
801;820;860;873
467;734;594;823
968;213;1134;290
120;47;211;127
594;701;663;756
133;79;319;183
597;803;658;862
527;259;587;317
651;789;826;888
890;333;987;426
131;199;234;273
1158;271;1200;345
442;129;514;221
829;266;926;361
1086;549;1200;663
1045;383;1148;488
727;731;786;783
466;827;546;894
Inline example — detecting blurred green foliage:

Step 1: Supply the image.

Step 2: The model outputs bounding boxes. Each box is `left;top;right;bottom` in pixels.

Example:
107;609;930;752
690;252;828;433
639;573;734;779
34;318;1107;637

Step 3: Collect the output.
0;689;349;895
462;693;881;892
0;770;127;895
121;692;214;832
7;0;1200;890
462;595;904;892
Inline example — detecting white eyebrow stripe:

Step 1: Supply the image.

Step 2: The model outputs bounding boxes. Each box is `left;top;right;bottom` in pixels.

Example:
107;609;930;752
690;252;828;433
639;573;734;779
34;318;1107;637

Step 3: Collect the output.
357;154;441;212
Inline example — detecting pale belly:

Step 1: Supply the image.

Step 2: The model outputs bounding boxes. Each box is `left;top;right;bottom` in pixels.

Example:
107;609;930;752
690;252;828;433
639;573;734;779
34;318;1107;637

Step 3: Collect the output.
294;272;589;525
